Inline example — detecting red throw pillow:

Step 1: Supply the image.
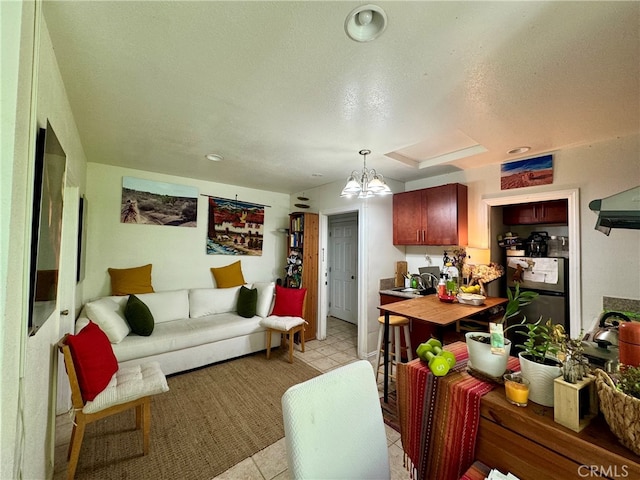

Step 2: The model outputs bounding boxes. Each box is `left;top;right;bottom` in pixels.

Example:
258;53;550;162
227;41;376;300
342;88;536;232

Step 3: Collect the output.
66;321;118;401
271;285;307;317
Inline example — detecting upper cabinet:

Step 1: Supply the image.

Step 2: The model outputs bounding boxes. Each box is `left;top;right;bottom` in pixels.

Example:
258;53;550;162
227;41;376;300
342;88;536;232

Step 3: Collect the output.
503;200;568;225
393;183;468;246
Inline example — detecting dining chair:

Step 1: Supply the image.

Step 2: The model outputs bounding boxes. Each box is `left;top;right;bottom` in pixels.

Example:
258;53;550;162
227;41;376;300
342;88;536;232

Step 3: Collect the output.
57;334;169;479
281;360;391;479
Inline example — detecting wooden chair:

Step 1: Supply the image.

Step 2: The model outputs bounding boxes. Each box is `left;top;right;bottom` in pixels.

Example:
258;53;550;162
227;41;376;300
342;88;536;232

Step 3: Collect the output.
57;335;168;479
261;294;307;363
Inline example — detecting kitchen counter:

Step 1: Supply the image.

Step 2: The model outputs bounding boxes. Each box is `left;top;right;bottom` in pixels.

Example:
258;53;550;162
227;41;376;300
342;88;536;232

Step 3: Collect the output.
379;288;425;299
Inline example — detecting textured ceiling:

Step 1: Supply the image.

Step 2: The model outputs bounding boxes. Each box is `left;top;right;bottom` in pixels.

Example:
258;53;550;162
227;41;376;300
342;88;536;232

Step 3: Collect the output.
43;1;639;194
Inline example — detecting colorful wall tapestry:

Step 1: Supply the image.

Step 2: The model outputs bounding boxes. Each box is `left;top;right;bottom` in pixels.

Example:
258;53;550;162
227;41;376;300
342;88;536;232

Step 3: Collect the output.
207;196;264;255
500;154;554;190
121;177;198;226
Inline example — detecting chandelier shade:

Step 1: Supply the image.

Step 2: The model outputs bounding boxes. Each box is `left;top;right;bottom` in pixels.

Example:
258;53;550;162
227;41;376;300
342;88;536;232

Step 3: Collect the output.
340;149;392;198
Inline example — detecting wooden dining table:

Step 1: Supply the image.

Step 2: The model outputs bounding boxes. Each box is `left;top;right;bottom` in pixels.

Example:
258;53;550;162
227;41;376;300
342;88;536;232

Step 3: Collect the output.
378;294;508;402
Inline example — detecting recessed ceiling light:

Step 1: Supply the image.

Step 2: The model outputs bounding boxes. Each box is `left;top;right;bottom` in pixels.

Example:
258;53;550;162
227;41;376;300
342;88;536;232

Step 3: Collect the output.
205;153;223;162
507;146;531;155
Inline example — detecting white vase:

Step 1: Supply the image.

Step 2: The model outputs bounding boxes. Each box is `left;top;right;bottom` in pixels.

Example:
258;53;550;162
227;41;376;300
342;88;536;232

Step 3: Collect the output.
518;352;562;407
465;332;511;378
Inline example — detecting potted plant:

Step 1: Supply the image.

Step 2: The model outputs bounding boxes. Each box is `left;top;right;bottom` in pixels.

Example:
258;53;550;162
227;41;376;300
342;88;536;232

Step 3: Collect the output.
466;284;538;378
517;319;564;407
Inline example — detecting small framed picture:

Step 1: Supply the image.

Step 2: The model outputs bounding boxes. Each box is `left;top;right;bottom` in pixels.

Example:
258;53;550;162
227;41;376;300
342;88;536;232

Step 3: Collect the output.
501;154;553;190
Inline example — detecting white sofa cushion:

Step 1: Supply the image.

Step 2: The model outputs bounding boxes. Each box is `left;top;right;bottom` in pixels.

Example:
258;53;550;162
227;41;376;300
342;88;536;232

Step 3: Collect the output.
254;281;276;318
82;361;169;414
134;290;189;324
189;286;244;318
84;297;130;343
111;313;264;362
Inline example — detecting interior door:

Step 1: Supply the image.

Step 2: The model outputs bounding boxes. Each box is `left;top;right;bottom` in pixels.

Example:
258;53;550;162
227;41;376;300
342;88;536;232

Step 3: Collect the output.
328;214;358;324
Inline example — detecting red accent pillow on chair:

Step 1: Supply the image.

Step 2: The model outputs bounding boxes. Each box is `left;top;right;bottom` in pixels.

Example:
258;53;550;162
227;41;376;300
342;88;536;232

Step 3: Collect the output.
66;321;118;401
271;285;307;317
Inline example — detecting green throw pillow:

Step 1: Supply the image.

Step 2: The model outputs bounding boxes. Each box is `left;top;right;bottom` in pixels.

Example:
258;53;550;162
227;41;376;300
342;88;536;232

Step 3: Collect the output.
124;294;154;336
237;286;258;318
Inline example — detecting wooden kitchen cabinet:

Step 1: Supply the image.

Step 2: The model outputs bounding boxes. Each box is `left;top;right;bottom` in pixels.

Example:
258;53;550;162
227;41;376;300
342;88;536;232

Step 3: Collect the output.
287;212;318;341
392;183;468;246
503;199;568;225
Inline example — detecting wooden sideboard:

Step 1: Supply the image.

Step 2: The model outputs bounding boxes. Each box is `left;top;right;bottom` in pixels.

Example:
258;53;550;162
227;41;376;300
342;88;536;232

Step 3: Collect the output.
476;387;640;479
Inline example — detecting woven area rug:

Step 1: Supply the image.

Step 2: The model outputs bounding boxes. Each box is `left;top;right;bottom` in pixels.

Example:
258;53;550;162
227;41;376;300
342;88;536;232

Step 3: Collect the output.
55;349;321;479
380;389;400;432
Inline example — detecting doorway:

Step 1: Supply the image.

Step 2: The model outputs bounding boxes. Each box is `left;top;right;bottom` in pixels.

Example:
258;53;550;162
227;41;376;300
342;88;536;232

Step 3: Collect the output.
483;188;581;336
328;213;358;324
318;205;366;358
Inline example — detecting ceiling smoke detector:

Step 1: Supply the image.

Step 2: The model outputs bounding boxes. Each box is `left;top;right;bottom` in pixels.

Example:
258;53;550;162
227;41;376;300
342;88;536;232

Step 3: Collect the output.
345;4;388;42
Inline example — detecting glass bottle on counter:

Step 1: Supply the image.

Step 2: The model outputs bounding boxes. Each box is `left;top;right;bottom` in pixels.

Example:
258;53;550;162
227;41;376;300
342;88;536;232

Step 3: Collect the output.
438;275;447;297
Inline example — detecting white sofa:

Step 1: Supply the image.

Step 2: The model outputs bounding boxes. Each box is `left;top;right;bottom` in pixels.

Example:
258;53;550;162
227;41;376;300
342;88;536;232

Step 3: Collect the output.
76;282;280;375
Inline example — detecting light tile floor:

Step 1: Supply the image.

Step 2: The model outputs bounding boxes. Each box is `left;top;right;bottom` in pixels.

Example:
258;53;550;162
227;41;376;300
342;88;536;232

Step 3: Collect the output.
54;316;411;480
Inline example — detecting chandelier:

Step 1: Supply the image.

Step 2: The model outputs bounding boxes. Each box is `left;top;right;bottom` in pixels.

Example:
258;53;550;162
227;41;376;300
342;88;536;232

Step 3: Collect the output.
340;149;392;198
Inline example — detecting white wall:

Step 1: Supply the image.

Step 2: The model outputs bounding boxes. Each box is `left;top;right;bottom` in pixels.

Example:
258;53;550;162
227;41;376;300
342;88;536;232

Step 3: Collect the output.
2;3;89;478
83;164;291;301
404;134;640;333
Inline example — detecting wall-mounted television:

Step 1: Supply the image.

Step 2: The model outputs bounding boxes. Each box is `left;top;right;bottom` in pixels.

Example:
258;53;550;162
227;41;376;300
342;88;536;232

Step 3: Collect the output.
28;121;66;336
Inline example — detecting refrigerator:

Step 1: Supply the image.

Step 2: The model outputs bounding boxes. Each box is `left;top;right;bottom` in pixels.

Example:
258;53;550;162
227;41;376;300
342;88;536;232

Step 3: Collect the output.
505;256;569;354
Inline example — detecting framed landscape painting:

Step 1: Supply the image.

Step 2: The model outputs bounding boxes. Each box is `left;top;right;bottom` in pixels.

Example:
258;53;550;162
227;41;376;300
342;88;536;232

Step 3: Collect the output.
501;154;553;190
121;177;198;226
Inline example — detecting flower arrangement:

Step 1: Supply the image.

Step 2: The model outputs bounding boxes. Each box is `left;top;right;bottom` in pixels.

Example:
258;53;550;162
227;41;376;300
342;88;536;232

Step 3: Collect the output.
443;248;466;273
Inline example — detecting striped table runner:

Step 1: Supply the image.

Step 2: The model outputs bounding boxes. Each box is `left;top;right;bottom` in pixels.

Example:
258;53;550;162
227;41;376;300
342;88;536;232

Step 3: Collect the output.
397;341;520;480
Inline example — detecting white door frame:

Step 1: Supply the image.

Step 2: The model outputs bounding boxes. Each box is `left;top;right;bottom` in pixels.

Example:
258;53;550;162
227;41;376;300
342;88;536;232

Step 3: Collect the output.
318;204;366;359
483;188;581;336
328;213;358;324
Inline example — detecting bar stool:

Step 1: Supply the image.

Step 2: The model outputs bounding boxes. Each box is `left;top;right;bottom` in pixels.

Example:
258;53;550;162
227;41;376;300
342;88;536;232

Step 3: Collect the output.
374;315;413;382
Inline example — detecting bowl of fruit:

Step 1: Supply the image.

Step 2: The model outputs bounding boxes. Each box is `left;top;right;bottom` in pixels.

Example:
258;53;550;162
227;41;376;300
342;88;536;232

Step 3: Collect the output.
457;292;487;306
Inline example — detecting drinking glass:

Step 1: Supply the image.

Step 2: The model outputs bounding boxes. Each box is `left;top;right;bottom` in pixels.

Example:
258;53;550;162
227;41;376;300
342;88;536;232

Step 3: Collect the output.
503;373;530;407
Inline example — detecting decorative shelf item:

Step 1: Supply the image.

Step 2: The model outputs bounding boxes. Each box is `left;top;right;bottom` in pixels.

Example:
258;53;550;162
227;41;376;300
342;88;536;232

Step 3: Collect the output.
554;375;598;432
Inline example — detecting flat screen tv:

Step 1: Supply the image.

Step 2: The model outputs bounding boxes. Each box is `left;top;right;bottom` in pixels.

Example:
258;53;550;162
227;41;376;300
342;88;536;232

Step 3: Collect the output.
28;121;66;336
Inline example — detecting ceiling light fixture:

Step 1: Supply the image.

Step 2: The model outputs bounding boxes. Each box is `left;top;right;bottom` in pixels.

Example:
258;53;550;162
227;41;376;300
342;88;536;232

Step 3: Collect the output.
507;146;531;155
340;149;392;198
345;4;387;42
205;153;224;162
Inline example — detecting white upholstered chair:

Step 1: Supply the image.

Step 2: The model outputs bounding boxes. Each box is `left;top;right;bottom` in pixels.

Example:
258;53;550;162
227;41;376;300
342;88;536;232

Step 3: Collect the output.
281;360;391;479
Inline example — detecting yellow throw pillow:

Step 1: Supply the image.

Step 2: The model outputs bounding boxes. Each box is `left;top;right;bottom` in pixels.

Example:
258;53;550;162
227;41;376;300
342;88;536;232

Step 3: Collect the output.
211;261;245;288
108;264;154;296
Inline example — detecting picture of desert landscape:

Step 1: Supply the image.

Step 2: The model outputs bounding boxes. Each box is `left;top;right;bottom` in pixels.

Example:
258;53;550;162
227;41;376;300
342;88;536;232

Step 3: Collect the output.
120;176;198;227
501;154;554;190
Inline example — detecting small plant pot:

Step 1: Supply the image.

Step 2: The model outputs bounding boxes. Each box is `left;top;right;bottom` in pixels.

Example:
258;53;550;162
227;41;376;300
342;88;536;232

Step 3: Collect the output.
466;332;511;378
518;352;562;407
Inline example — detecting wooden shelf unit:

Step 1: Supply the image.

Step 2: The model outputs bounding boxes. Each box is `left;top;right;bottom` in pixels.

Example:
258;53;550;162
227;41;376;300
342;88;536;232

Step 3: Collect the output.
286;212;318;341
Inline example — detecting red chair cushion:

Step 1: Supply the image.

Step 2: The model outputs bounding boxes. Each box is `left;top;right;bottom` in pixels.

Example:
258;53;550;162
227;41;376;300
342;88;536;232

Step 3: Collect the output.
271;285;307;317
66;321;118;401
